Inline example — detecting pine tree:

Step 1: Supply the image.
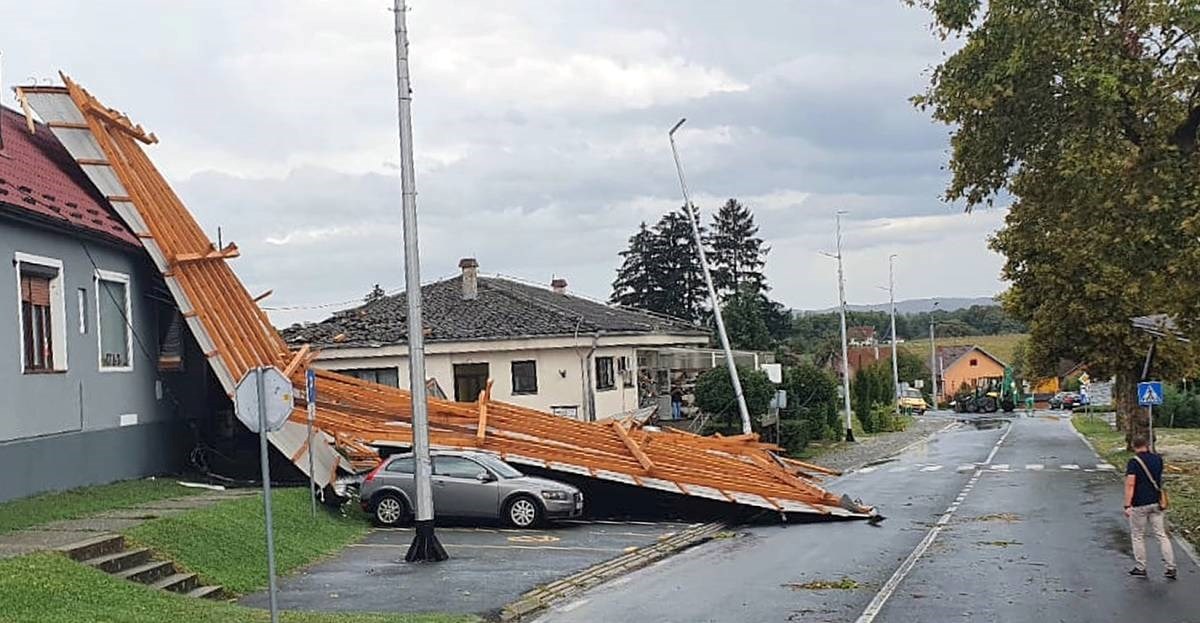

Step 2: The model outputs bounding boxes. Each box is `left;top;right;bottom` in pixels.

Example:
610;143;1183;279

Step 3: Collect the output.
708;199;769;299
654;206;708;323
611;222;657;309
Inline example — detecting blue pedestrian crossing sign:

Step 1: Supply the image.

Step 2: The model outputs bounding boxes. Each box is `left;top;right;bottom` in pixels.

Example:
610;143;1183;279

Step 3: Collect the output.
1137;381;1164;406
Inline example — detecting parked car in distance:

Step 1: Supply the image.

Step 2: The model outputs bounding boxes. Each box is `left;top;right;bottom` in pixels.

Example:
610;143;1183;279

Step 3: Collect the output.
1048;392;1080;410
899;388;928;415
359;449;583;528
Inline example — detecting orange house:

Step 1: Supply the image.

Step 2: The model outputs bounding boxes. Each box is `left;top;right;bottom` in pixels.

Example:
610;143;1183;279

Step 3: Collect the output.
936;345;1007;403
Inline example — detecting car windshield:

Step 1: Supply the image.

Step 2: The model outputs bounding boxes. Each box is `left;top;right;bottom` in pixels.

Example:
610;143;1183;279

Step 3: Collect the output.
473;454;524;479
903;389;922;398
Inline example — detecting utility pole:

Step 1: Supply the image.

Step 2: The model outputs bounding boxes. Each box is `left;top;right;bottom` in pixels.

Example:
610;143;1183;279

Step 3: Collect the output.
394;0;446;563
825;211;855;442
929;301;939;411
668;118;753;436
888;255;900;416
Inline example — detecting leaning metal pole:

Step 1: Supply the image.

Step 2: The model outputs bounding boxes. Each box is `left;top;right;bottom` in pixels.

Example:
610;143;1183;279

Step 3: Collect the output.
668;118;753;435
395;0;446;563
835;212;855;442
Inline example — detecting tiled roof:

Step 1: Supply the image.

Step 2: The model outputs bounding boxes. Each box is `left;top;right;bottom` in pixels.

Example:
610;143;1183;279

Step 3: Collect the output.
283;275;707;348
0;106;137;247
936;344;1006;369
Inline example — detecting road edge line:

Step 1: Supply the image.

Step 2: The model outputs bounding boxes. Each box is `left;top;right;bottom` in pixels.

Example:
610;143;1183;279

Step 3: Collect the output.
853;420;1010;623
499;521;727;621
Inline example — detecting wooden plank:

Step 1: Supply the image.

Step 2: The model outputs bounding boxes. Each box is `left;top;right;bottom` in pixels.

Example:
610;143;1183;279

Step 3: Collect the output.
282;345;311;378
174;243;240;264
252;289;274;303
611;420;655;473
476;379;493;443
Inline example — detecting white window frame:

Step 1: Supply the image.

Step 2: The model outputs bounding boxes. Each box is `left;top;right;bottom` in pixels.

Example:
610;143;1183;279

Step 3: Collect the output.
14;252;68;373
94;268;134;372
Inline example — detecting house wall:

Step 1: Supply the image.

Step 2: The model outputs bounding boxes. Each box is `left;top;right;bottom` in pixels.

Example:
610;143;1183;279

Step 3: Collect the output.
939;349;1006;401
311;336;678;420
0;218;187;501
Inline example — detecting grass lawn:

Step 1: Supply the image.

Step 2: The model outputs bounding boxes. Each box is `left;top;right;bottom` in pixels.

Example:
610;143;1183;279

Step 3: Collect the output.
127;488;368;595
0;478;201;535
901;333;1028;364
0;553;475;623
1072;415;1200;549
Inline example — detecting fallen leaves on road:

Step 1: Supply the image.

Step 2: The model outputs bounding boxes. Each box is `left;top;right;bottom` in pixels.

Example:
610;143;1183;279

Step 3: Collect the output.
784;577;860;590
977;540;1023;547
970;512;1022;523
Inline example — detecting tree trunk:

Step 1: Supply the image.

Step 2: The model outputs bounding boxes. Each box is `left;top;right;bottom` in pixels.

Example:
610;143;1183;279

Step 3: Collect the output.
1115;369;1148;449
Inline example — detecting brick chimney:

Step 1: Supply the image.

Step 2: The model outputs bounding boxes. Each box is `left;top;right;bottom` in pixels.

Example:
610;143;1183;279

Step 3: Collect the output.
550;278;567;294
459;257;479;300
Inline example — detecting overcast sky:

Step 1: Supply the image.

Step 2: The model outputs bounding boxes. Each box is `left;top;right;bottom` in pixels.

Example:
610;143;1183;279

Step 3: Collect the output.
4;0;1007;326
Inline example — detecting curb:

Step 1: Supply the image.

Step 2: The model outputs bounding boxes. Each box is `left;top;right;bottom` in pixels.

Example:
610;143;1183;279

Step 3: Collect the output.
836;418;960;479
499;521;728;621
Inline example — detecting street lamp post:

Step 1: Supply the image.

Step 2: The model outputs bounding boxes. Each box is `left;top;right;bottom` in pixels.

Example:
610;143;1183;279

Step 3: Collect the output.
888;255;900;416
393;0;446;563
824;211;855;442
667;118;753;436
929;301;940;411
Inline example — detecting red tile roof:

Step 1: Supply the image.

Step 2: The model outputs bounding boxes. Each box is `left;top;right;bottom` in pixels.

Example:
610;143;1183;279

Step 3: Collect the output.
0;106;138;247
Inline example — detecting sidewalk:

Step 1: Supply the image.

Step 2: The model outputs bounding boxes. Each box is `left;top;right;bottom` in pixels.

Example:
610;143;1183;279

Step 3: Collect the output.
0;488;255;559
806;415;954;472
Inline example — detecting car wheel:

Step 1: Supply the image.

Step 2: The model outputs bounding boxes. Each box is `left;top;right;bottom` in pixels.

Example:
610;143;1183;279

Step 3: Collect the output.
372;493;407;527
504;495;543;528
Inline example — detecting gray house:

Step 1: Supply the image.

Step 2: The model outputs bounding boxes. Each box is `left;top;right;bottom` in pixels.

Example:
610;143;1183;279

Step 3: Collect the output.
0;106;208;501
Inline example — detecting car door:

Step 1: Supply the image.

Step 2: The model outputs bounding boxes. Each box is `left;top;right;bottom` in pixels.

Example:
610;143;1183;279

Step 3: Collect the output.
432;456;498;517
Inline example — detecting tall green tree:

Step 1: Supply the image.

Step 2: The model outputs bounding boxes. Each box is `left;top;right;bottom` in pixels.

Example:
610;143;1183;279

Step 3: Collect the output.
909;0;1200;443
721;288;773;351
654;207;709;323
708;199;769;299
611;222;661;310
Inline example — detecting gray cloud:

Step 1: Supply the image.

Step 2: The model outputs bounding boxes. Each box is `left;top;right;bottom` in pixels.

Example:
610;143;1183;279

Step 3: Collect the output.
2;0;1004;327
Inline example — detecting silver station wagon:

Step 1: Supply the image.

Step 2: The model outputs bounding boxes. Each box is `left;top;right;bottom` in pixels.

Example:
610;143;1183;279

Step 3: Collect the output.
359;449;584;528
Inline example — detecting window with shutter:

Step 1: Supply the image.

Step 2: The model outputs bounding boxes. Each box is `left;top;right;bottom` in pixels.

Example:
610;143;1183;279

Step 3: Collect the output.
20;273;54;371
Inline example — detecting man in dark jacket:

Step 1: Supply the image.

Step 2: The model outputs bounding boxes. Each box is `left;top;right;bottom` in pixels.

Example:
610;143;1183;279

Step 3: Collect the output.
1124;435;1176;579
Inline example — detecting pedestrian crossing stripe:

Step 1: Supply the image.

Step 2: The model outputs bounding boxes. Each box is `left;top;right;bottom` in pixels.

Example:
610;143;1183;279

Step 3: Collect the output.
856;462;1121;474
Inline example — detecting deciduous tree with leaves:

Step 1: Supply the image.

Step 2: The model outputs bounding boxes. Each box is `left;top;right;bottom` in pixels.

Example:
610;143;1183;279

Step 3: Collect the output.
909;0;1199;445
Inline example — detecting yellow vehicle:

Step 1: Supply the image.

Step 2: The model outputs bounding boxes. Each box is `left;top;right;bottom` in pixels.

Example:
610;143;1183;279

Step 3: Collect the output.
899;388;928;415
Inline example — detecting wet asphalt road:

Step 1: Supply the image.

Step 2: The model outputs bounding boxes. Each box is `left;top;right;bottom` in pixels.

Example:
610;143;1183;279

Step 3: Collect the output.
239;519;692;617
535;414;1200;623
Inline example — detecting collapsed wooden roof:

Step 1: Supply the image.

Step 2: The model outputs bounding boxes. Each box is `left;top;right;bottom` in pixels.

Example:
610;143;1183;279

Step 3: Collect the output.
19;75;872;519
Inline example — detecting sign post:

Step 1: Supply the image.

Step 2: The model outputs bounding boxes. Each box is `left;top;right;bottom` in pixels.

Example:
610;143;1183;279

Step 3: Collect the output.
1137;381;1164;452
235;366;294;623
306;368;318;518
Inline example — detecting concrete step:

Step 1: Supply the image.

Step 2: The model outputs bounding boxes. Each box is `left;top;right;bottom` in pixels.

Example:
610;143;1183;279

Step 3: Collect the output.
58;534;124;562
150;572;199;594
83;547;152;573
116;560;175;584
185;585;224;600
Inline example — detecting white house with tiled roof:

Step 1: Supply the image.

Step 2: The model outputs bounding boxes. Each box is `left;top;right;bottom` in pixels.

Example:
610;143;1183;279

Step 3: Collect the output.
283;258;716;421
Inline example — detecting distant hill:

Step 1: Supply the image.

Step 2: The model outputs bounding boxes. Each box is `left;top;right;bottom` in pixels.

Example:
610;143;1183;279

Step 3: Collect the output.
801;296;997;316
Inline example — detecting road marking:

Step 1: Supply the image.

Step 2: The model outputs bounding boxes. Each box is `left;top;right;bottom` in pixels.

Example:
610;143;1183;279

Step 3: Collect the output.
990;464;1009;471
1097;463;1116;470
1025;464;1044;471
857;466;878;474
888;466;909;473
920;465;944;472
956;464;974;472
509;534;561;543
855;419;1010;623
349;542;622;553
1061;464;1080;470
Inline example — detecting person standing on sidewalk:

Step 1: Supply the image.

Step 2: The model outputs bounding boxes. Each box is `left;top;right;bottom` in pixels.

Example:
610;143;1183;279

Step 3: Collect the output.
1124;435;1176;579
